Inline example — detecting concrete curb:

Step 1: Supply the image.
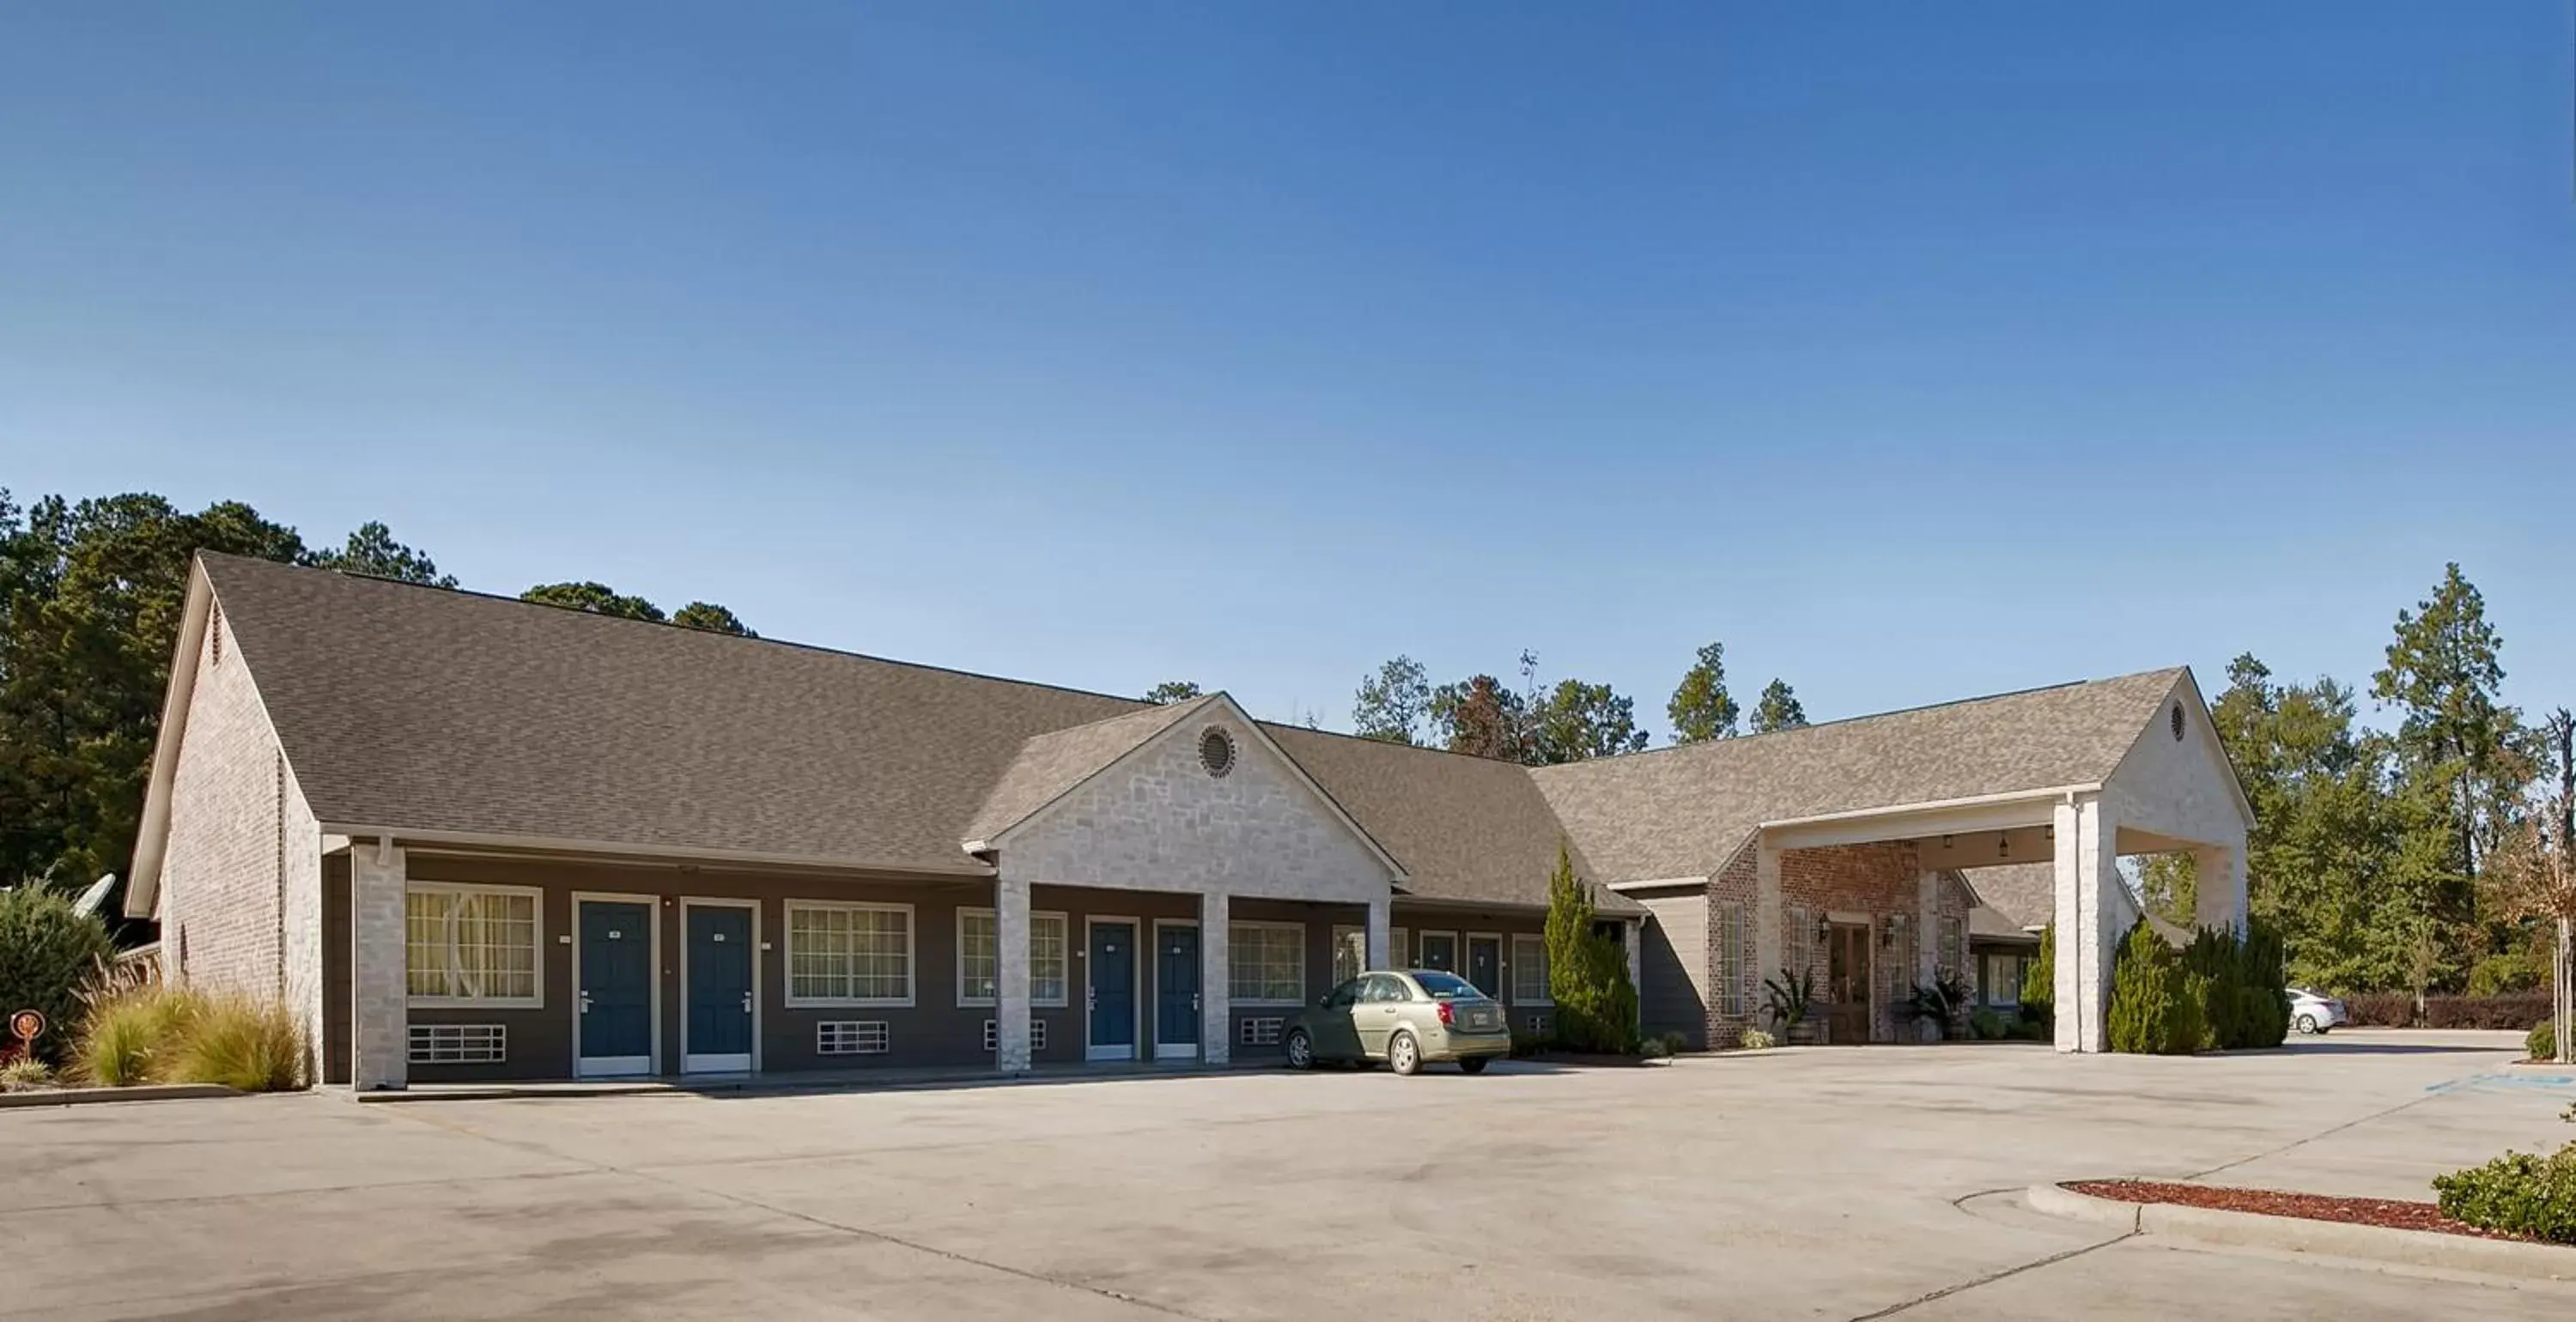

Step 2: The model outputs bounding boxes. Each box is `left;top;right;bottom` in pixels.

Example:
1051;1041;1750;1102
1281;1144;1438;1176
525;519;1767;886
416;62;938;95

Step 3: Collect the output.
2026;1183;2576;1283
0;1084;241;1109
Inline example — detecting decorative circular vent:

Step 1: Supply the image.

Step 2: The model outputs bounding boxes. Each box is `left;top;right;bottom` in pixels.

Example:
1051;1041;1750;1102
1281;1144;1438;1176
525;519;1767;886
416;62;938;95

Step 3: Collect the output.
1199;727;1237;779
2171;701;2186;741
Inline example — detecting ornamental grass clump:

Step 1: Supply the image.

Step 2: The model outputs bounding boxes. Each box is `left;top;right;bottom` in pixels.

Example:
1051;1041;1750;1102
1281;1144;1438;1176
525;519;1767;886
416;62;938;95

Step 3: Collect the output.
168;994;305;1092
73;979;306;1091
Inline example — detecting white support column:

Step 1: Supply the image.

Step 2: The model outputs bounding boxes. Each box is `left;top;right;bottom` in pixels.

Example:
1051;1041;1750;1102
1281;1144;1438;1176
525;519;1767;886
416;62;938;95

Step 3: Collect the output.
1916;870;1941;1042
2051;800;2082;1054
1364;897;1391;971
2076;797;2118;1053
995;875;1031;1073
1753;839;1783;1004
1199;893;1230;1066
351;839;408;1091
2191;840;2247;936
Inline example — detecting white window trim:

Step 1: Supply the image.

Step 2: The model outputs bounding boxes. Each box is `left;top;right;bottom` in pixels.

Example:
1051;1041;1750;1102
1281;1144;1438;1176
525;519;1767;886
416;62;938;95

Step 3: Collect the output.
784;900;916;1009
1510;932;1552;1006
1229;919;1308;1007
405;882;544;1010
955;907;1071;1009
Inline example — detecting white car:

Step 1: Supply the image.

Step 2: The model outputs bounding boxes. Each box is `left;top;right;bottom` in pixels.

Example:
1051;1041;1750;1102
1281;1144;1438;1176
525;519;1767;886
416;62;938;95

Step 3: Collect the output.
2288;988;2346;1035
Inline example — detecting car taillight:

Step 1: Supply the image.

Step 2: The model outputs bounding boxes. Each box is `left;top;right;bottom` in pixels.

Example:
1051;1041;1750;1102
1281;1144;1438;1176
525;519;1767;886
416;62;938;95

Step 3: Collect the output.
1436;1000;1455;1027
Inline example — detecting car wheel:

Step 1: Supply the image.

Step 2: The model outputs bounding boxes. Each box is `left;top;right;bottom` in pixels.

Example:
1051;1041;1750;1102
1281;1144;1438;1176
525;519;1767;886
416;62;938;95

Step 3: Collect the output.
1459;1056;1490;1075
1388;1031;1421;1076
2295;1014;2318;1035
1285;1030;1315;1070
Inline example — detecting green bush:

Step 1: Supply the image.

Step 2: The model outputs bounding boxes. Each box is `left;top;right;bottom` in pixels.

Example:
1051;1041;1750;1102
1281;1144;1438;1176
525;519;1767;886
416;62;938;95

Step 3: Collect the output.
2178;922;2290;1050
1968;1008;2006;1040
2107;922;2207;1054
1543;840;1640;1054
2020;925;2054;1024
0;1058;51;1092
0;886;115;1063
2434;1147;2576;1243
2470;951;2543;998
1738;1027;1776;1051
2530;1020;2557;1063
2239;922;2291;1048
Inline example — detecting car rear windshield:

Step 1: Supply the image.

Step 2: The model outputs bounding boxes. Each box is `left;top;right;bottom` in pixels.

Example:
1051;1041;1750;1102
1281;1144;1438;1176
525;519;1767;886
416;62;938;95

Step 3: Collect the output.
1413;973;1482;999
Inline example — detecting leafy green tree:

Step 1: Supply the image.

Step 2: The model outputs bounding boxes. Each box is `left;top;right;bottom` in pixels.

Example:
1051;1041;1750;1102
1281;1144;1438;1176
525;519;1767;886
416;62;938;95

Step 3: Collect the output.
1142;680;1202;705
671;602;756;637
1541;840;1637;1052
1750;678;1807;734
302;522;455;587
519;581;665;622
2137;853;2197;930
0;492;308;889
1668;642;1740;743
1528;678;1649;764
1352;655;1430;745
1431;674;1529;762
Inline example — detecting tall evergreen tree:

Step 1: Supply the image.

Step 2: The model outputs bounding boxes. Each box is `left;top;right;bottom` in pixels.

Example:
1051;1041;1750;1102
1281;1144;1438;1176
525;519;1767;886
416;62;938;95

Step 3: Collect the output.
520;581;666;622
1528;678;1650;763
304;521;455;587
2372;564;2534;887
1668;641;1741;743
1751;678;1807;734
1431;674;1529;762
671;602;756;637
1142;680;1203;705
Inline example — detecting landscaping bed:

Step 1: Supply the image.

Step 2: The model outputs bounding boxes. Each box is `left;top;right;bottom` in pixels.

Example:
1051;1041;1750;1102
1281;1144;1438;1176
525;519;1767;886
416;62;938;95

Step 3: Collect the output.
2064;1179;2549;1244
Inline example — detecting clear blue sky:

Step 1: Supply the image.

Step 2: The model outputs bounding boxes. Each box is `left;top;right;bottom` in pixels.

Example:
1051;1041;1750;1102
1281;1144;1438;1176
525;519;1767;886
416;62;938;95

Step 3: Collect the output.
5;5;2571;735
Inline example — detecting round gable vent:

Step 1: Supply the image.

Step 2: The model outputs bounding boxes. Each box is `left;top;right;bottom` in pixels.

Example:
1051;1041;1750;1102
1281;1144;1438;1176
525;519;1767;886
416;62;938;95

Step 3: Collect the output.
1199;727;1237;779
2171;701;2185;742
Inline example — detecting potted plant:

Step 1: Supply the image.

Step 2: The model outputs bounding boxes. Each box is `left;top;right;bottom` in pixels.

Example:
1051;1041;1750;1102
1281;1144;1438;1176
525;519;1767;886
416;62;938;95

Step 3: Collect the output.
1905;970;1974;1041
1764;967;1826;1046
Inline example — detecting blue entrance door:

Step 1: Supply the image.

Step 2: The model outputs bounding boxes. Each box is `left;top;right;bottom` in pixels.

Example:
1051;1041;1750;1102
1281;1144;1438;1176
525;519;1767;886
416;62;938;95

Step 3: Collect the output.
684;906;753;1072
1155;925;1200;1059
1089;921;1137;1061
578;901;653;1075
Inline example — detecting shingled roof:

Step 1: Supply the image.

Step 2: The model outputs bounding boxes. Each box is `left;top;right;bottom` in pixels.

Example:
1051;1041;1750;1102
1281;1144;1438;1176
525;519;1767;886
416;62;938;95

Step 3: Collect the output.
166;555;2193;920
1530;669;2185;885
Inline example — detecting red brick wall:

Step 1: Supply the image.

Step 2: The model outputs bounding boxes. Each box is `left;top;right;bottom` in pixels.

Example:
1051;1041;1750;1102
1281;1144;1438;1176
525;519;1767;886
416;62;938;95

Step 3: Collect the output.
1700;848;1759;1047
1766;842;1967;1044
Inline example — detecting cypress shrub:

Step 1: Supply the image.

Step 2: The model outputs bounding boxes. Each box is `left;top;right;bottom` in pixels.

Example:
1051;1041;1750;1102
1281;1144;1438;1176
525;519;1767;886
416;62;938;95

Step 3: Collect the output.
1543;840;1639;1054
2020;925;2054;1030
2181;927;2245;1048
2107;922;2207;1054
0;887;116;1063
2239;921;2290;1047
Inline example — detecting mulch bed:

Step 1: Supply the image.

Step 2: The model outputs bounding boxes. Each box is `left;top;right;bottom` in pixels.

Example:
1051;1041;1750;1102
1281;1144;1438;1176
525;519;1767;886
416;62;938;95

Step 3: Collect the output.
2065;1179;2545;1244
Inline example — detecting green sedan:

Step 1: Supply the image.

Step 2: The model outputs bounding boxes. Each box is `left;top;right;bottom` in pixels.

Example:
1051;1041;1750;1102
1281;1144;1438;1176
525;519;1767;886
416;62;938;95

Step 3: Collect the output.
1282;969;1512;1076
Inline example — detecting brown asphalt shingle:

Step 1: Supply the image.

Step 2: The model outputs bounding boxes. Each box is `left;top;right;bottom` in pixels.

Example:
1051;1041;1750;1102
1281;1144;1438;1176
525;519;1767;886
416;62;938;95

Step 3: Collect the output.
198;555;2190;915
1528;669;2184;885
1960;862;2055;935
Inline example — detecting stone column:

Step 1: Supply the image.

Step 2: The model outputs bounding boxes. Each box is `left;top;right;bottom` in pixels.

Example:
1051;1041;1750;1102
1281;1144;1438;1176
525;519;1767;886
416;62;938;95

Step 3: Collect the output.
1364;896;1391;971
1916;870;1941;1043
995;874;1031;1073
2050;800;2083;1054
1199;892;1230;1066
2190;840;2247;935
2075;797;2118;1053
1753;840;1783;1011
351;840;408;1091
1624;918;1643;1034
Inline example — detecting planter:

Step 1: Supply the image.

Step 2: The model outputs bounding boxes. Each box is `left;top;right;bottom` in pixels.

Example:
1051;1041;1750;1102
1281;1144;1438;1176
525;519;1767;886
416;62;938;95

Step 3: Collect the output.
1783;1020;1827;1046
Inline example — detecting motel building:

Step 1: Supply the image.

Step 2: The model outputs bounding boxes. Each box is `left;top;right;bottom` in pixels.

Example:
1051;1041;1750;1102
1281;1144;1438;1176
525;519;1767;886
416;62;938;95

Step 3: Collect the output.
127;555;2251;1088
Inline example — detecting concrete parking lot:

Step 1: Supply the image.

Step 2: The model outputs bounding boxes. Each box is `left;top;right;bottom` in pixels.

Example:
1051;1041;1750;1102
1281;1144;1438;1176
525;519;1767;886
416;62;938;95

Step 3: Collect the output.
8;1031;2575;1320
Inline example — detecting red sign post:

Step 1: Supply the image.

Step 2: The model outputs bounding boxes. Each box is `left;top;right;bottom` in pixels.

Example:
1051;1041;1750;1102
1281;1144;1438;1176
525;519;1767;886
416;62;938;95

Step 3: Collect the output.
4;1010;43;1064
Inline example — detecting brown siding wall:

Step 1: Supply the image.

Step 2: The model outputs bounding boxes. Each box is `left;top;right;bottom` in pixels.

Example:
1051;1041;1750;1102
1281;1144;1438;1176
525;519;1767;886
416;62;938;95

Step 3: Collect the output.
1389;903;1554;1040
386;855;1373;1081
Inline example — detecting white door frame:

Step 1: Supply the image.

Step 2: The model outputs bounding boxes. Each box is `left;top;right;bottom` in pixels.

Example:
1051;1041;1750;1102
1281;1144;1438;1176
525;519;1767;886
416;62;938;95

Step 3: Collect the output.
1085;915;1142;1063
679;897;760;1074
571;891;660;1077
1151;918;1200;1061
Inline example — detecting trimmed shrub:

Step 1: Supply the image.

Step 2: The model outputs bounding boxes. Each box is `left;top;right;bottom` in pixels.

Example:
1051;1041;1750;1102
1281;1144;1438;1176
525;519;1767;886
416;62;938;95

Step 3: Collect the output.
0;1058;50;1092
2426;994;2553;1031
2343;992;2415;1027
0;886;116;1063
1543;840;1640;1054
2107;922;2206;1054
2240;922;2291;1048
1967;1008;2006;1040
2020;925;2054;1024
2434;1147;2576;1243
2530;1020;2556;1063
